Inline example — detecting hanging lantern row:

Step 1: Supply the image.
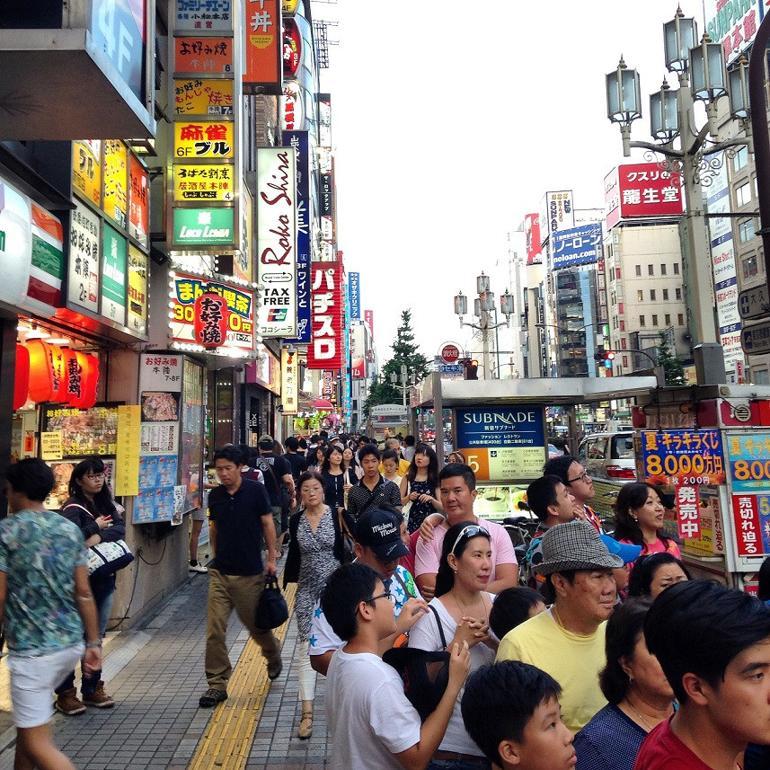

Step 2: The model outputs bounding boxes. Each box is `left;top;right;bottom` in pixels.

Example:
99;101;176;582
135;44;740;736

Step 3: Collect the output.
15;340;99;410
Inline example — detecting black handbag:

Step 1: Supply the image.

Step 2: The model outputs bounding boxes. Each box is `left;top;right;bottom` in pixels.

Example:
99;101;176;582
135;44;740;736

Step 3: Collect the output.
255;575;289;629
382;606;450;720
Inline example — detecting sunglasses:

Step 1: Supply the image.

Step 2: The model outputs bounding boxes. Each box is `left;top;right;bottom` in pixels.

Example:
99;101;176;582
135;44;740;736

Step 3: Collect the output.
450;524;489;555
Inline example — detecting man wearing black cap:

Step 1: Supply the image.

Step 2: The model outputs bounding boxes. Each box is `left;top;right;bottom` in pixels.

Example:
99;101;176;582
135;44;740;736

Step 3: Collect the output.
496;520;637;734
309;509;428;675
253;435;295;541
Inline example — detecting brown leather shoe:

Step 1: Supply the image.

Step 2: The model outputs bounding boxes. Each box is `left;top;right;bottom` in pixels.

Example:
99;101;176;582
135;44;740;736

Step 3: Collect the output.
82;681;115;709
54;688;86;716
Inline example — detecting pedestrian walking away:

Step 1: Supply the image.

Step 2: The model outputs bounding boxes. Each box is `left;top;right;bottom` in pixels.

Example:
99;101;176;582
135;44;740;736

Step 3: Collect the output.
199;445;282;708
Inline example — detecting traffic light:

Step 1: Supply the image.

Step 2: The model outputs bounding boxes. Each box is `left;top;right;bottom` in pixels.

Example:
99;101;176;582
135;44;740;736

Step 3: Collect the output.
462;358;478;380
594;347;616;369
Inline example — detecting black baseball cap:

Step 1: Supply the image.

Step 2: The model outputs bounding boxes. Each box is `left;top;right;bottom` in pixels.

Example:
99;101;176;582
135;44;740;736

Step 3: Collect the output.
355;509;408;561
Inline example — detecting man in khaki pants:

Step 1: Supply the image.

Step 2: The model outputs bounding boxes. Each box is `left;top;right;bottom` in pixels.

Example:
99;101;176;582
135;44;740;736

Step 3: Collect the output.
199;446;282;708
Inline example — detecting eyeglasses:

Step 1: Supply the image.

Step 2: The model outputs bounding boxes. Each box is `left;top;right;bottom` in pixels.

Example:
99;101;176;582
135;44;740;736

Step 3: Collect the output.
567;470;590;484
364;591;395;606
84;473;105;481
450;524;489;555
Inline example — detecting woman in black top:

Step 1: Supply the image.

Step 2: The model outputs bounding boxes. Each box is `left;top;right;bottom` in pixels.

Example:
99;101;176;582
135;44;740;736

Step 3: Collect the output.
321;445;355;514
54;457;125;715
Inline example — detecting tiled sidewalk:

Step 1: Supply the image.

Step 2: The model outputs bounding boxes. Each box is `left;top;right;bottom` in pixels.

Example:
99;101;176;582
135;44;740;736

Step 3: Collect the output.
0;572;329;769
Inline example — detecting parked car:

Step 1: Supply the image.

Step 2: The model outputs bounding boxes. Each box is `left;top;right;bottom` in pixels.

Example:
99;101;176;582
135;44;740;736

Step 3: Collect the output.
578;432;637;482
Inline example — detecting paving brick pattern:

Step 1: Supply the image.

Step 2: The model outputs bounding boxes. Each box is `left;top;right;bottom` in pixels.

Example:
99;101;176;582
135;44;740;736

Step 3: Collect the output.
0;572;330;769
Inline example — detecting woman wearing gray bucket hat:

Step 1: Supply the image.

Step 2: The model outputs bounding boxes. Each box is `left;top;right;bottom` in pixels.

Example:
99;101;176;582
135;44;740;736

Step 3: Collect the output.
496;520;637;734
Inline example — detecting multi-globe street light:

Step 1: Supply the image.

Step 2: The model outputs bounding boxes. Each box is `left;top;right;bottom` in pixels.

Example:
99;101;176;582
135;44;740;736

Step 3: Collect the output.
605;7;752;385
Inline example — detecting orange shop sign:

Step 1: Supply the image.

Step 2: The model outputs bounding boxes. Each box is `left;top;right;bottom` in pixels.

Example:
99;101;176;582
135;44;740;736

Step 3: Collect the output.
175;37;233;74
244;0;282;92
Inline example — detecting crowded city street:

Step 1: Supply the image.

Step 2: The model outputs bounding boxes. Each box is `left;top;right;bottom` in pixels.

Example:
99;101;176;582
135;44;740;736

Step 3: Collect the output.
6;0;770;769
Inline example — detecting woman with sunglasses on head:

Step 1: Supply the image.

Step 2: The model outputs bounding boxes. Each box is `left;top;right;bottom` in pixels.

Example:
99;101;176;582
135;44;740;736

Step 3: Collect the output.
54;457;124;716
408;522;497;770
401;443;443;534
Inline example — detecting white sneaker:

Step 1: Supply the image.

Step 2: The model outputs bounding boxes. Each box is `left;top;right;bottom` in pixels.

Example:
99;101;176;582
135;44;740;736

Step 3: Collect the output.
189;561;209;573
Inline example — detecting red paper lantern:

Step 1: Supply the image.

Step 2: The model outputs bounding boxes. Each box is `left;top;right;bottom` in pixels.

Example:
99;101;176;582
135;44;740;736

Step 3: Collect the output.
60;348;80;406
70;352;99;409
48;345;68;403
194;292;228;349
27;339;54;402
13;344;29;410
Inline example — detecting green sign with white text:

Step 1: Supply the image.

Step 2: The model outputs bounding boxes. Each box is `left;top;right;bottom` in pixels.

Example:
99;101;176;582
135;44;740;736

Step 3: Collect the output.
173;208;234;246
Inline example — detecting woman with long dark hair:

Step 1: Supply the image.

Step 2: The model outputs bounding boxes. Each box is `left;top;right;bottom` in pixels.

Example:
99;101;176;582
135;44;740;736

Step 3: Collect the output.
54;457;124;715
613;483;681;571
574;599;675;770
342;445;361;480
408;522;496;769
321;445;354;515
400;443;442;533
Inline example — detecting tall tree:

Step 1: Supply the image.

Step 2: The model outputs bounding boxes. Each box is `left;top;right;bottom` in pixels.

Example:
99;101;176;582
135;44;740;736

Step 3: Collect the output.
656;331;686;386
381;309;430;383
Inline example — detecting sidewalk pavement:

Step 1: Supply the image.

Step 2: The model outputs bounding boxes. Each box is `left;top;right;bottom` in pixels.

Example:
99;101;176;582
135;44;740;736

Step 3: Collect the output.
0;570;330;770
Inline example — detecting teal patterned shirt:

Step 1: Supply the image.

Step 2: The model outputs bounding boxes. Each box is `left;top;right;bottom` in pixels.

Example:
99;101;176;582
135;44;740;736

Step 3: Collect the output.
0;509;88;654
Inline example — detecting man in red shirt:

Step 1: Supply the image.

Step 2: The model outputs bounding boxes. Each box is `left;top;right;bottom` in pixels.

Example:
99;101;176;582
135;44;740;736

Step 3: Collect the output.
635;580;770;770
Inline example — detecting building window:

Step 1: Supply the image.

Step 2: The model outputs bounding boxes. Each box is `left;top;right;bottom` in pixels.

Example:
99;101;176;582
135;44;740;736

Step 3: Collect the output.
650;289;656;301
652;314;659;326
615;267;621;280
635;264;641;277
739;219;756;243
623;355;629;367
660;263;667;276
734;145;748;171
673;263;680;275
648;264;654;276
665;313;671;325
736;181;752;207
743;254;759;279
663;288;669;301
637;290;644;302
675;287;682;300
639;315;646;327
754;369;770;385
621;337;627;349
620;320;625;331
678;313;684;325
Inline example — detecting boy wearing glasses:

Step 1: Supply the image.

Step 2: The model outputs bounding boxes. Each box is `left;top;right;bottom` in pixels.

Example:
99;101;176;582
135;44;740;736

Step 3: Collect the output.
543;456;603;533
322;563;471;770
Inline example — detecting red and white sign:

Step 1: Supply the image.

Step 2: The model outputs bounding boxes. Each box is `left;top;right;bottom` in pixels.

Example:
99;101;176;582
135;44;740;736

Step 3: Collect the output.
364;309;374;336
193;292;229;348
611;163;683;221
604;168;621;231
732;493;762;556
283;17;302;78
675;484;701;539
524;213;542;265
441;344;460;364
307;261;344;370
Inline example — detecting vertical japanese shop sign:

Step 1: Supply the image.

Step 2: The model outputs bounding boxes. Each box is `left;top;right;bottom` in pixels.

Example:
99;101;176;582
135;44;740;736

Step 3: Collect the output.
72;140;102;208
127;244;148;335
675;485;701;539
281;348;298;414
348;272;361;320
68;201;100;313
243;0;282;92
351;324;366;379
365;309;374;337
256;147;297;337
731;494;765;556
524;213;542;265
307;261;344;370
282;130;310;343
115;405;141;497
129;155;149;247
604;168;621;230
103;140;128;229
101;224;127;325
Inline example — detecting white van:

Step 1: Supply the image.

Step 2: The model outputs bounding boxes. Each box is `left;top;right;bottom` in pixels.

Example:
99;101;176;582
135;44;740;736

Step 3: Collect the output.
578;432;636;482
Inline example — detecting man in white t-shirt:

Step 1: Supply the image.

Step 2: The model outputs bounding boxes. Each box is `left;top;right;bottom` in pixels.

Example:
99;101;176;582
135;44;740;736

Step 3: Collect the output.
309;509;426;675
415;463;519;600
322;562;471;770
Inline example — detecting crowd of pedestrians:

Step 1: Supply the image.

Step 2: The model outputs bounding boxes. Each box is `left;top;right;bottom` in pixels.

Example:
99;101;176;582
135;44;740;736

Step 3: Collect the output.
7;434;770;770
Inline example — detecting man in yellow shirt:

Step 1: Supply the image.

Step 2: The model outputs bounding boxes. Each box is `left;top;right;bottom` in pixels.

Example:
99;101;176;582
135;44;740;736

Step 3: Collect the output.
496;520;633;733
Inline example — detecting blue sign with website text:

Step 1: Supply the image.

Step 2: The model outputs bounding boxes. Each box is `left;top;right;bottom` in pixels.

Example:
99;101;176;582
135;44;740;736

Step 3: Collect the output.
456;406;545;449
551;223;602;270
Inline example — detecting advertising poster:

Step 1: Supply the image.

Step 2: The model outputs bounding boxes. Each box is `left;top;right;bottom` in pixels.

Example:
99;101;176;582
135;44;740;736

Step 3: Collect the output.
173;164;234;201
350;323;366;379
604;168;621;231
681;488;725;557
639;429;726;486
307;261;344;370
101;223;127;325
256;147;297;337
103;140;128;229
40;431;63;461
174;78;234;116
705;0;763;65
455;406;546;482
175;0;233;32
236;186;253;282
127;245;148;335
175;37;234;74
173;208;234;247
141;392;180;422
72;140;102;208
139;353;183;392
115;405;141;497
524;213;542;264
42;404;119;458
551;223;602;270
128;155;149;247
174;121;234;159
46;459;115;511
727;431;770;492
140;422;179;455
68;201;100;313
180;358;204;511
134;455;178;524
243;0;281;91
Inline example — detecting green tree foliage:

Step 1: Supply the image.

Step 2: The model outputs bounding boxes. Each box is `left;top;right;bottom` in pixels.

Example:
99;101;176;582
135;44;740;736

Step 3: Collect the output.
656;331;686;386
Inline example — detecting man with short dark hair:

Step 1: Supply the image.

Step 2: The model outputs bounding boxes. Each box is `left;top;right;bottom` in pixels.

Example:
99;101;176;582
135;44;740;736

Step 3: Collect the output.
322;562;470;770
635;580;770;769
497;520;625;733
283;436;307;486
253;435;294;539
402;435;416;463
199;446;282;707
0;459;102;770
346;445;401;520
462;661;575;770
543;455;603;532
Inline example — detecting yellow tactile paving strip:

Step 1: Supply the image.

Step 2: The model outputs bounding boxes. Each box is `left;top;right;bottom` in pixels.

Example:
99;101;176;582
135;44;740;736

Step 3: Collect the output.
189;580;298;770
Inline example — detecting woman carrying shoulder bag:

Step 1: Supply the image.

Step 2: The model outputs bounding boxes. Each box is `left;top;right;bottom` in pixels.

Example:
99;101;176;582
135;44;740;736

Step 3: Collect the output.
283;470;352;740
54;457;124;715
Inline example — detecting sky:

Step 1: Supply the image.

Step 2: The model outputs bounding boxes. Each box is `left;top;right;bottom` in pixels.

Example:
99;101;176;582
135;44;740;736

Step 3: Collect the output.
314;0;710;366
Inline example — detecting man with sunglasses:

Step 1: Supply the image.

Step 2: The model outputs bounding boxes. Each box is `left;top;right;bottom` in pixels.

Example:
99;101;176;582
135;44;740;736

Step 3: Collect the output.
543;456;603;533
415;463;519;600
